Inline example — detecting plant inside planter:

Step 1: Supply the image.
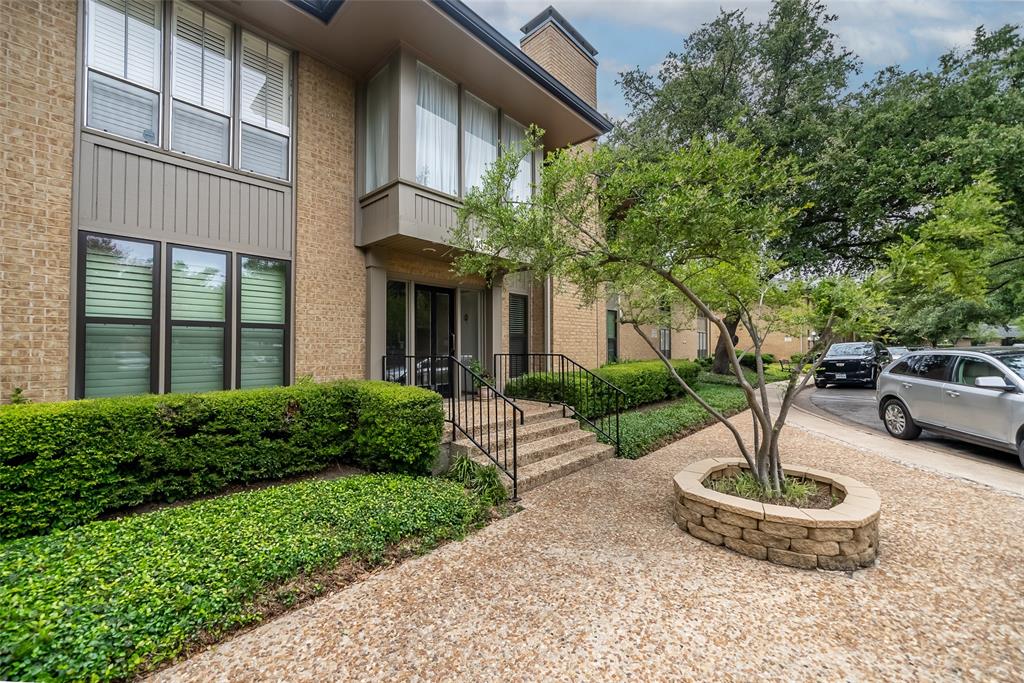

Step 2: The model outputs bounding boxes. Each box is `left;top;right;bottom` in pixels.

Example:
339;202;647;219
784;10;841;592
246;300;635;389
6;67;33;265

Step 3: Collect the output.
468;359;494;395
707;470;839;509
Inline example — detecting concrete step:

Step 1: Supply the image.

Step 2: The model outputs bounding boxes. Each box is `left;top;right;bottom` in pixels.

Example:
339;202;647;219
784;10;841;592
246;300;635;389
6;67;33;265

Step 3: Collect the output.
516;428;597;466
452;417;580;451
516;442;615;493
446;401;565;431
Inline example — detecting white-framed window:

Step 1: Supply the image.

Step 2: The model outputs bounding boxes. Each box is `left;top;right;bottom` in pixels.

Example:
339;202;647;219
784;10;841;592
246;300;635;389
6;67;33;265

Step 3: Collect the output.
85;0;163;145
365;64;391;193
463;92;497;194
83;1;294;181
415;63;458;195
170;1;233;164
240;31;292;179
502;115;533;201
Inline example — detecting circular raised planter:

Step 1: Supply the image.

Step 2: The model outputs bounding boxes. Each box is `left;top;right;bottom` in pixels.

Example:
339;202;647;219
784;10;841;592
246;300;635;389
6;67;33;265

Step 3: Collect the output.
673;458;880;571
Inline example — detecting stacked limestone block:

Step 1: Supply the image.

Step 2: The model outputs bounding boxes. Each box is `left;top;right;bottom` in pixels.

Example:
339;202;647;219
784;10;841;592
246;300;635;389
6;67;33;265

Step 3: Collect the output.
673;458;880;571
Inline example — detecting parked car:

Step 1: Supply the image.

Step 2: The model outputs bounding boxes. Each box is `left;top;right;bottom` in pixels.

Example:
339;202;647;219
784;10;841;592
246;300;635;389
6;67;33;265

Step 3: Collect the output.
876;347;1024;467
814;341;891;389
887;346;911;360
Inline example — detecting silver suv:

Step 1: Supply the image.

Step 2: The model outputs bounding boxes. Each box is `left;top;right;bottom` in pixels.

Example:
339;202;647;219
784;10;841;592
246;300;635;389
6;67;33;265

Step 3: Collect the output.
876;348;1024;468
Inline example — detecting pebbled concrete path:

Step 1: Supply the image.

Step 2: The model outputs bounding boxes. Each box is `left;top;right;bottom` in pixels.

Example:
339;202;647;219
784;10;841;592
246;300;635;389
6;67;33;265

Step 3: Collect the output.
152;415;1024;682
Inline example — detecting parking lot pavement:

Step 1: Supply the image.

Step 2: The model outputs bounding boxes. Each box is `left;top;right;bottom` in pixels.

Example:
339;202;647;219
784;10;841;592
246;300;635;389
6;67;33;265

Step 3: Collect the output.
791;385;1024;496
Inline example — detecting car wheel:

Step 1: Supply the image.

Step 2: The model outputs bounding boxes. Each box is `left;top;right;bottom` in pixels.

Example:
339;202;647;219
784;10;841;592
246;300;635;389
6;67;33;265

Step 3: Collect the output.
1018;438;1024;470
881;398;921;440
815;379;827;389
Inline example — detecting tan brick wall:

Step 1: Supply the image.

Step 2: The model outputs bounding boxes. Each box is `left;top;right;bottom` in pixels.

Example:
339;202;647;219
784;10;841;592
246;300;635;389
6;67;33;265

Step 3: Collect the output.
0;0;76;403
373;248;485;288
293;54;366;381
550;281;604;369
520;23;597;108
619;323;659;361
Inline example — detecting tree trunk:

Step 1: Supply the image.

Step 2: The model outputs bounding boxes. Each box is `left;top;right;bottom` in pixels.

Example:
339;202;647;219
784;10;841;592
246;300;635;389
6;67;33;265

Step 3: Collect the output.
712;314;740;375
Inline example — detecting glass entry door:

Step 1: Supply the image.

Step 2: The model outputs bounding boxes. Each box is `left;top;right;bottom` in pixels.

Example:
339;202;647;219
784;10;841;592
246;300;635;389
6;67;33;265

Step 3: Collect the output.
414;285;455;395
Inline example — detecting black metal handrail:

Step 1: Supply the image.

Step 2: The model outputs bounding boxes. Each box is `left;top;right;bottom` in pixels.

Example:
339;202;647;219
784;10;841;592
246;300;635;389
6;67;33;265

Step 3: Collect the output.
382;354;524;500
493;353;624;456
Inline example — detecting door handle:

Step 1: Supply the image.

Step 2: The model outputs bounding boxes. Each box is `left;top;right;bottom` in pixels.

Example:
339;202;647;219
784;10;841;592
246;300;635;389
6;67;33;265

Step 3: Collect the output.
901;382;913;389
946;390;960;398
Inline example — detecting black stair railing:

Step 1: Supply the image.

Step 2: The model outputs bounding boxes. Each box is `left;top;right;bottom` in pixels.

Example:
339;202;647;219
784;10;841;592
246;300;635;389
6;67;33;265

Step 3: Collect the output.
382;354;524;500
493;353;624;456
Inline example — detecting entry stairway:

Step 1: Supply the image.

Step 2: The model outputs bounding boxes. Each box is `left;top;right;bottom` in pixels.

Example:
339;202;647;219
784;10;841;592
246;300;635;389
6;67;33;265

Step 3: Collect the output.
446;400;615;494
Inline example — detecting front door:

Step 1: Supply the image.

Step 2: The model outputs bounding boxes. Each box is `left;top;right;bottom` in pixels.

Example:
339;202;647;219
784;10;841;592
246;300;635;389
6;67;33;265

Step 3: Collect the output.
509;293;529;378
414;285;455;395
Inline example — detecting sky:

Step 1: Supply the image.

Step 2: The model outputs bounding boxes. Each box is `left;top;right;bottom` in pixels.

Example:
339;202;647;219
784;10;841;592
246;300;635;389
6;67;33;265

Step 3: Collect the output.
471;0;1024;121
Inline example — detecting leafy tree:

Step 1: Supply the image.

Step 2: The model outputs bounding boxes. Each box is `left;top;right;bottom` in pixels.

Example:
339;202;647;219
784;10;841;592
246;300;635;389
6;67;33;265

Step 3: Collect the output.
616;0;859;371
452;132;884;493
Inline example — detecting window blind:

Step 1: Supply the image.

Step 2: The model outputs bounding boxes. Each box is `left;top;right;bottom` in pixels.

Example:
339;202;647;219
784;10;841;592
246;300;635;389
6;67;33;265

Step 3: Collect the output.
171;100;230;163
239;256;287;387
173;2;232;114
89;0;162;89
502;117;533;201
169;247;227;393
81;235;157;398
365;65;391;193
241;32;290;135
239;124;289;179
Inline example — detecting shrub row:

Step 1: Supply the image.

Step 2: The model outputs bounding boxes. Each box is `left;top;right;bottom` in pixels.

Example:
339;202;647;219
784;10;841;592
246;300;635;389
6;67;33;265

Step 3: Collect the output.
504;359;699;417
0;474;481;681
0;381;443;540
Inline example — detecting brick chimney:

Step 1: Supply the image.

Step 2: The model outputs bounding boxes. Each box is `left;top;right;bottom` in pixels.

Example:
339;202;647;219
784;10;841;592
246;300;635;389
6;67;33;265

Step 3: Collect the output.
520;6;598;108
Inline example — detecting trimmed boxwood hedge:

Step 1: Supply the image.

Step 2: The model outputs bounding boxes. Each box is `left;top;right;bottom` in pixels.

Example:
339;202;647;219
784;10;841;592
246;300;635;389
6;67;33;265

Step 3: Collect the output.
505;359;700;417
0;381;443;540
0;474;481;681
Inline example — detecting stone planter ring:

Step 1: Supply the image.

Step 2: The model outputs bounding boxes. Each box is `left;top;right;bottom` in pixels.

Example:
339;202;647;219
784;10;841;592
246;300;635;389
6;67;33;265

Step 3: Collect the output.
673;458;881;571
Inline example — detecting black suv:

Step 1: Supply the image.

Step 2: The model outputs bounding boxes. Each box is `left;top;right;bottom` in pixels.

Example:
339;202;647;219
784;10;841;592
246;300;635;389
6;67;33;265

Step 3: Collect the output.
815;341;891;389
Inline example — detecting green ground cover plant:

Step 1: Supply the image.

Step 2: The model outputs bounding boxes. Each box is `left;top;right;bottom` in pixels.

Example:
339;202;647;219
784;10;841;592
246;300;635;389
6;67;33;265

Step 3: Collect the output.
0;380;442;540
600;384;750;459
707;470;821;507
0;474;482;682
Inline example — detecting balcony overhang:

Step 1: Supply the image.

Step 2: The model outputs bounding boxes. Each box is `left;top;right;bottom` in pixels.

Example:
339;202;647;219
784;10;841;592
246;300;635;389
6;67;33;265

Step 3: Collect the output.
206;0;610;147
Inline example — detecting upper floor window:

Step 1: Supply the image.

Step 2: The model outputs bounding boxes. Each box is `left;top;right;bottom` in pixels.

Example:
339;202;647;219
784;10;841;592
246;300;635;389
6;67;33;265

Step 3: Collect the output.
171;2;232;164
365;64;391;193
84;0;293;180
86;0;162;145
240;32;292;179
463;92;497;194
502;116;533;202
415;63;458;195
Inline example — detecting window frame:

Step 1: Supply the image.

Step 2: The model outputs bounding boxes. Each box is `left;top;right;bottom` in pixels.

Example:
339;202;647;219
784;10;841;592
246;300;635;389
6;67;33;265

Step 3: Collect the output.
912;353;954;382
83;0;164;146
81;0;295;181
164;243;233;393
952;355;1010;388
606;309;619;363
75;231;162;398
235;253;292;388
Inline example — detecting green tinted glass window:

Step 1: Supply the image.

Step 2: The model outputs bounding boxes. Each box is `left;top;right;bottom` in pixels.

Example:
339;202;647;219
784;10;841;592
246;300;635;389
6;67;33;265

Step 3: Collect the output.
240;257;286;324
170;247;226;321
239;328;285;388
80;235;157;398
85;236;154;318
238;256;287;387
169;247;227;392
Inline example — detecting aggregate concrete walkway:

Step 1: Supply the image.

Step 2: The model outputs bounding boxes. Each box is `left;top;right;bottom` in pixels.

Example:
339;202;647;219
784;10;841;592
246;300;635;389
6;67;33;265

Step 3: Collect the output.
153;417;1024;682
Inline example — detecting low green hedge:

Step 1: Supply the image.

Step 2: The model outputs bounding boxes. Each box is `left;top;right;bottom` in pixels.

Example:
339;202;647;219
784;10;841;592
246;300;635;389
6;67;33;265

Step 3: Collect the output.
597;384;750;459
0;474;481;681
0;381;443;540
739;352;776;369
504;359;699;417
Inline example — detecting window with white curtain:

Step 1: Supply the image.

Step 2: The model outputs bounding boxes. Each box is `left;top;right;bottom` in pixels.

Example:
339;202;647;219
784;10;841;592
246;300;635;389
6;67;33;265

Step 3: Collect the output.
365;65;391;193
171;2;232;164
415;63;458;195
239;32;292;179
463;92;497;194
502;116;533;201
85;0;162;144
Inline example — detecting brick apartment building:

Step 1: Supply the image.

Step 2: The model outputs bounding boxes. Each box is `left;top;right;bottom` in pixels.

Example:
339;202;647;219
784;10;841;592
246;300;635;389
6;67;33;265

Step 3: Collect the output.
0;0;804;404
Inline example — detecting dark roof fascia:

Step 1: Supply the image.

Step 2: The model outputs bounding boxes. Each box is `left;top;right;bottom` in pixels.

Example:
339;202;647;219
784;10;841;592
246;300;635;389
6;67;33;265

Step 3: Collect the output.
288;0;345;24
432;0;611;134
521;5;597;62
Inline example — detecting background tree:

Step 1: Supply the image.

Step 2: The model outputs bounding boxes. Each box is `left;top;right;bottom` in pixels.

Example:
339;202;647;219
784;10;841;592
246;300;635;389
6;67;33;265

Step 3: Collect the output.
616;0;859;371
453;133;884;493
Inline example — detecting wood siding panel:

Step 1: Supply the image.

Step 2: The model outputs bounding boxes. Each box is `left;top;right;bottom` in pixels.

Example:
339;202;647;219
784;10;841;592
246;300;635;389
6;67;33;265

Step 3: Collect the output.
78;134;292;257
